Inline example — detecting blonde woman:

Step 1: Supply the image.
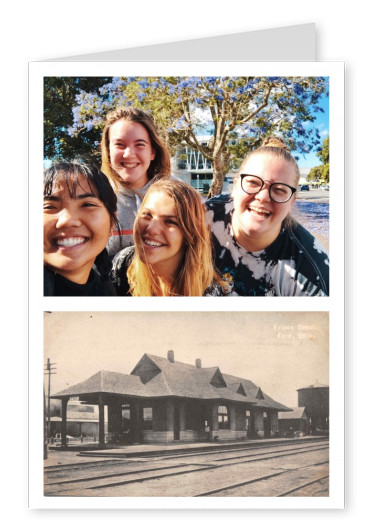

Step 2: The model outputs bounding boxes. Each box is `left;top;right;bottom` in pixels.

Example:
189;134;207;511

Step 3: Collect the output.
111;180;224;296
101;107;171;257
206;137;329;296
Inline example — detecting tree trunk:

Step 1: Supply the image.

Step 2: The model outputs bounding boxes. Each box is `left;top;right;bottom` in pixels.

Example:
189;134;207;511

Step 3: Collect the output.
207;152;228;198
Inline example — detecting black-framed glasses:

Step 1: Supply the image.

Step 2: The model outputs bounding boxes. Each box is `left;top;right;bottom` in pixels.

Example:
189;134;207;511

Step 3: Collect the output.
240;174;296;203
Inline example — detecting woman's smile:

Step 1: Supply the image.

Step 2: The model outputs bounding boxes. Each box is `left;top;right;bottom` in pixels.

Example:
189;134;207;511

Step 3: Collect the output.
143;238;166;248
55;237;89;247
246;204;272;219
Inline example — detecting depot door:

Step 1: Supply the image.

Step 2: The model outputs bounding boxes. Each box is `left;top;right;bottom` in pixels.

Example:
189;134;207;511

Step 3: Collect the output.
263;412;271;437
246;410;256;439
174;404;180;441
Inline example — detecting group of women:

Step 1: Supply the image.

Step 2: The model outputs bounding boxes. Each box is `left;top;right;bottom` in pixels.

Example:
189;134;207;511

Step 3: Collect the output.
43;107;329;297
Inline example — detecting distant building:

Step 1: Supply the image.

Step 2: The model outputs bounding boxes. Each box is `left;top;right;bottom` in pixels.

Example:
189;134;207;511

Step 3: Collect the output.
297;383;329;433
278;407;309;436
299;167;326;188
52;351;291;446
299;167;310;182
171;137;235;194
48;399;99;439
172;141;315;194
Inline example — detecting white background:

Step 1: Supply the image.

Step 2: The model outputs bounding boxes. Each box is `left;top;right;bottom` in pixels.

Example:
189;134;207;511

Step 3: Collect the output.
1;0;370;526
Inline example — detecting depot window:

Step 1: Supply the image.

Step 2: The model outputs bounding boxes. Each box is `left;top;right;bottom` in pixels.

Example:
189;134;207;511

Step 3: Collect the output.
218;405;229;429
121;404;131;431
143;407;153;430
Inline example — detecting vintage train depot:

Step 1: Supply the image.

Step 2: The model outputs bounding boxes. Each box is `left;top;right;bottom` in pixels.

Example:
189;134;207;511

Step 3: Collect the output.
52;351;291;446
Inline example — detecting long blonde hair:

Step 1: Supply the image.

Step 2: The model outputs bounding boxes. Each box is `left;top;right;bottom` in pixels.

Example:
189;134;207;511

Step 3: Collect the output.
127;180;220;296
100;107;171;192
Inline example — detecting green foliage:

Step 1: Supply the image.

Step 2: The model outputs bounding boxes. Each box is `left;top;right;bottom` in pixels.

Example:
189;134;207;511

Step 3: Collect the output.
317;136;329;165
307;136;329;183
307;166;323;182
44;77;111;161
44;76;328;196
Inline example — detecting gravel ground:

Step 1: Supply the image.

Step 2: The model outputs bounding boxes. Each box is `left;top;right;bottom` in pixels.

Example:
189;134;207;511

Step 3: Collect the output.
292;191;329;251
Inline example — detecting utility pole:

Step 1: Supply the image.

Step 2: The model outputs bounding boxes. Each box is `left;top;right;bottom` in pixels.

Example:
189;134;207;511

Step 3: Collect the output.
44;387;47;459
44;358;57;440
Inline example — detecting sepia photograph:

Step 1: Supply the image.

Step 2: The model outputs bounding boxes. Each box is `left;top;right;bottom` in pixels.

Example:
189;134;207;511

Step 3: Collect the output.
43;311;329;501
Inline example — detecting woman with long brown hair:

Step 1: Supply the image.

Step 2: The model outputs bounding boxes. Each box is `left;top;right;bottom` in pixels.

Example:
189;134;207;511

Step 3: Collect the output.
101;106;171;257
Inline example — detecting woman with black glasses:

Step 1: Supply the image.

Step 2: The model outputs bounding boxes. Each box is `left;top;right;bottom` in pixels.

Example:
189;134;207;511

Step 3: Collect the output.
206;137;329;296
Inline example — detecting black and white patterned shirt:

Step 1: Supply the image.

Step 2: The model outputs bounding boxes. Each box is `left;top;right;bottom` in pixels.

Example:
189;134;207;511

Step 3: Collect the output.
206;195;329;297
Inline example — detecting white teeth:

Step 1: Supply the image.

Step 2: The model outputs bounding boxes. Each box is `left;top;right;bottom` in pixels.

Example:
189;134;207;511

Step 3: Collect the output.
56;237;86;247
144;239;164;247
122;163;138;168
250;207;270;215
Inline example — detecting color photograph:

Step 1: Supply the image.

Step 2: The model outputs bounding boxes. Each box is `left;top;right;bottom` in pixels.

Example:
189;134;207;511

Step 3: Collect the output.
41;73;330;297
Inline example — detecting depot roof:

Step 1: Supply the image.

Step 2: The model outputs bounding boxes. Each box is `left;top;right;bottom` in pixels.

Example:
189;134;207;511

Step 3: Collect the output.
52;352;291;412
279;407;308;420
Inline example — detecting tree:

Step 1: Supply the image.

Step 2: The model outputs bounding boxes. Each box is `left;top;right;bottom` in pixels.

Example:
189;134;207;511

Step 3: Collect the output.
317;135;329;182
307;166;323;182
53;76;328;197
317;135;329;165
307;136;329;183
44;77;111;161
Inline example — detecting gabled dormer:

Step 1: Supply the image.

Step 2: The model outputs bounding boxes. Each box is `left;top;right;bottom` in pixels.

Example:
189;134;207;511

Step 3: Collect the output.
131;354;161;384
236;383;247;396
210;368;227;388
256;387;265;400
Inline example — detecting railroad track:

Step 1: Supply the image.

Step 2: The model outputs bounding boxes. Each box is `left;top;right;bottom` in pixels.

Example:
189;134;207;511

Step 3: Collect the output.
44;439;329;497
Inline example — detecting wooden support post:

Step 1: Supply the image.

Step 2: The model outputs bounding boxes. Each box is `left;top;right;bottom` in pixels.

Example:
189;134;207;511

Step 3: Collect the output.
230;405;236;432
61;398;68;447
211;403;218;431
98;394;105;447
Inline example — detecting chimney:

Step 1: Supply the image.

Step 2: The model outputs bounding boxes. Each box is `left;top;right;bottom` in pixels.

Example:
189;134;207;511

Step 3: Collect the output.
195;358;201;368
167;350;174;363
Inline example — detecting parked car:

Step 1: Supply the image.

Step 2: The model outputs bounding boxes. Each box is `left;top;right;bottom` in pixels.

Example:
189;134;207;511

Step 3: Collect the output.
300;184;309;191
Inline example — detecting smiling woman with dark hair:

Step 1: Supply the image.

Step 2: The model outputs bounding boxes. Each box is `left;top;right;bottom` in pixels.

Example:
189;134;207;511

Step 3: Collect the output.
206;137;329;296
43;158;119;296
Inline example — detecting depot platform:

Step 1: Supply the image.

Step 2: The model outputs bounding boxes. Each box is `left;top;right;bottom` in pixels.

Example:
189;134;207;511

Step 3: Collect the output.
44;435;328;467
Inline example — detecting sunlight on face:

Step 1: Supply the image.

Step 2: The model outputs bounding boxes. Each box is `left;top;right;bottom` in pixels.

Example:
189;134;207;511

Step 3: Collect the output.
43;175;112;284
109;120;155;189
135;191;185;278
232;154;296;251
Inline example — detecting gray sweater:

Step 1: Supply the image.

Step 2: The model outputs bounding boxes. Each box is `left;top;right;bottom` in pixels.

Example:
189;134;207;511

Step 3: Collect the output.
107;178;157;258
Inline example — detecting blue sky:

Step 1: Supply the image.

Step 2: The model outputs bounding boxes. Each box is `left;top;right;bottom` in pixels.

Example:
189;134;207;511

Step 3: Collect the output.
294;93;329;170
196;90;330;172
